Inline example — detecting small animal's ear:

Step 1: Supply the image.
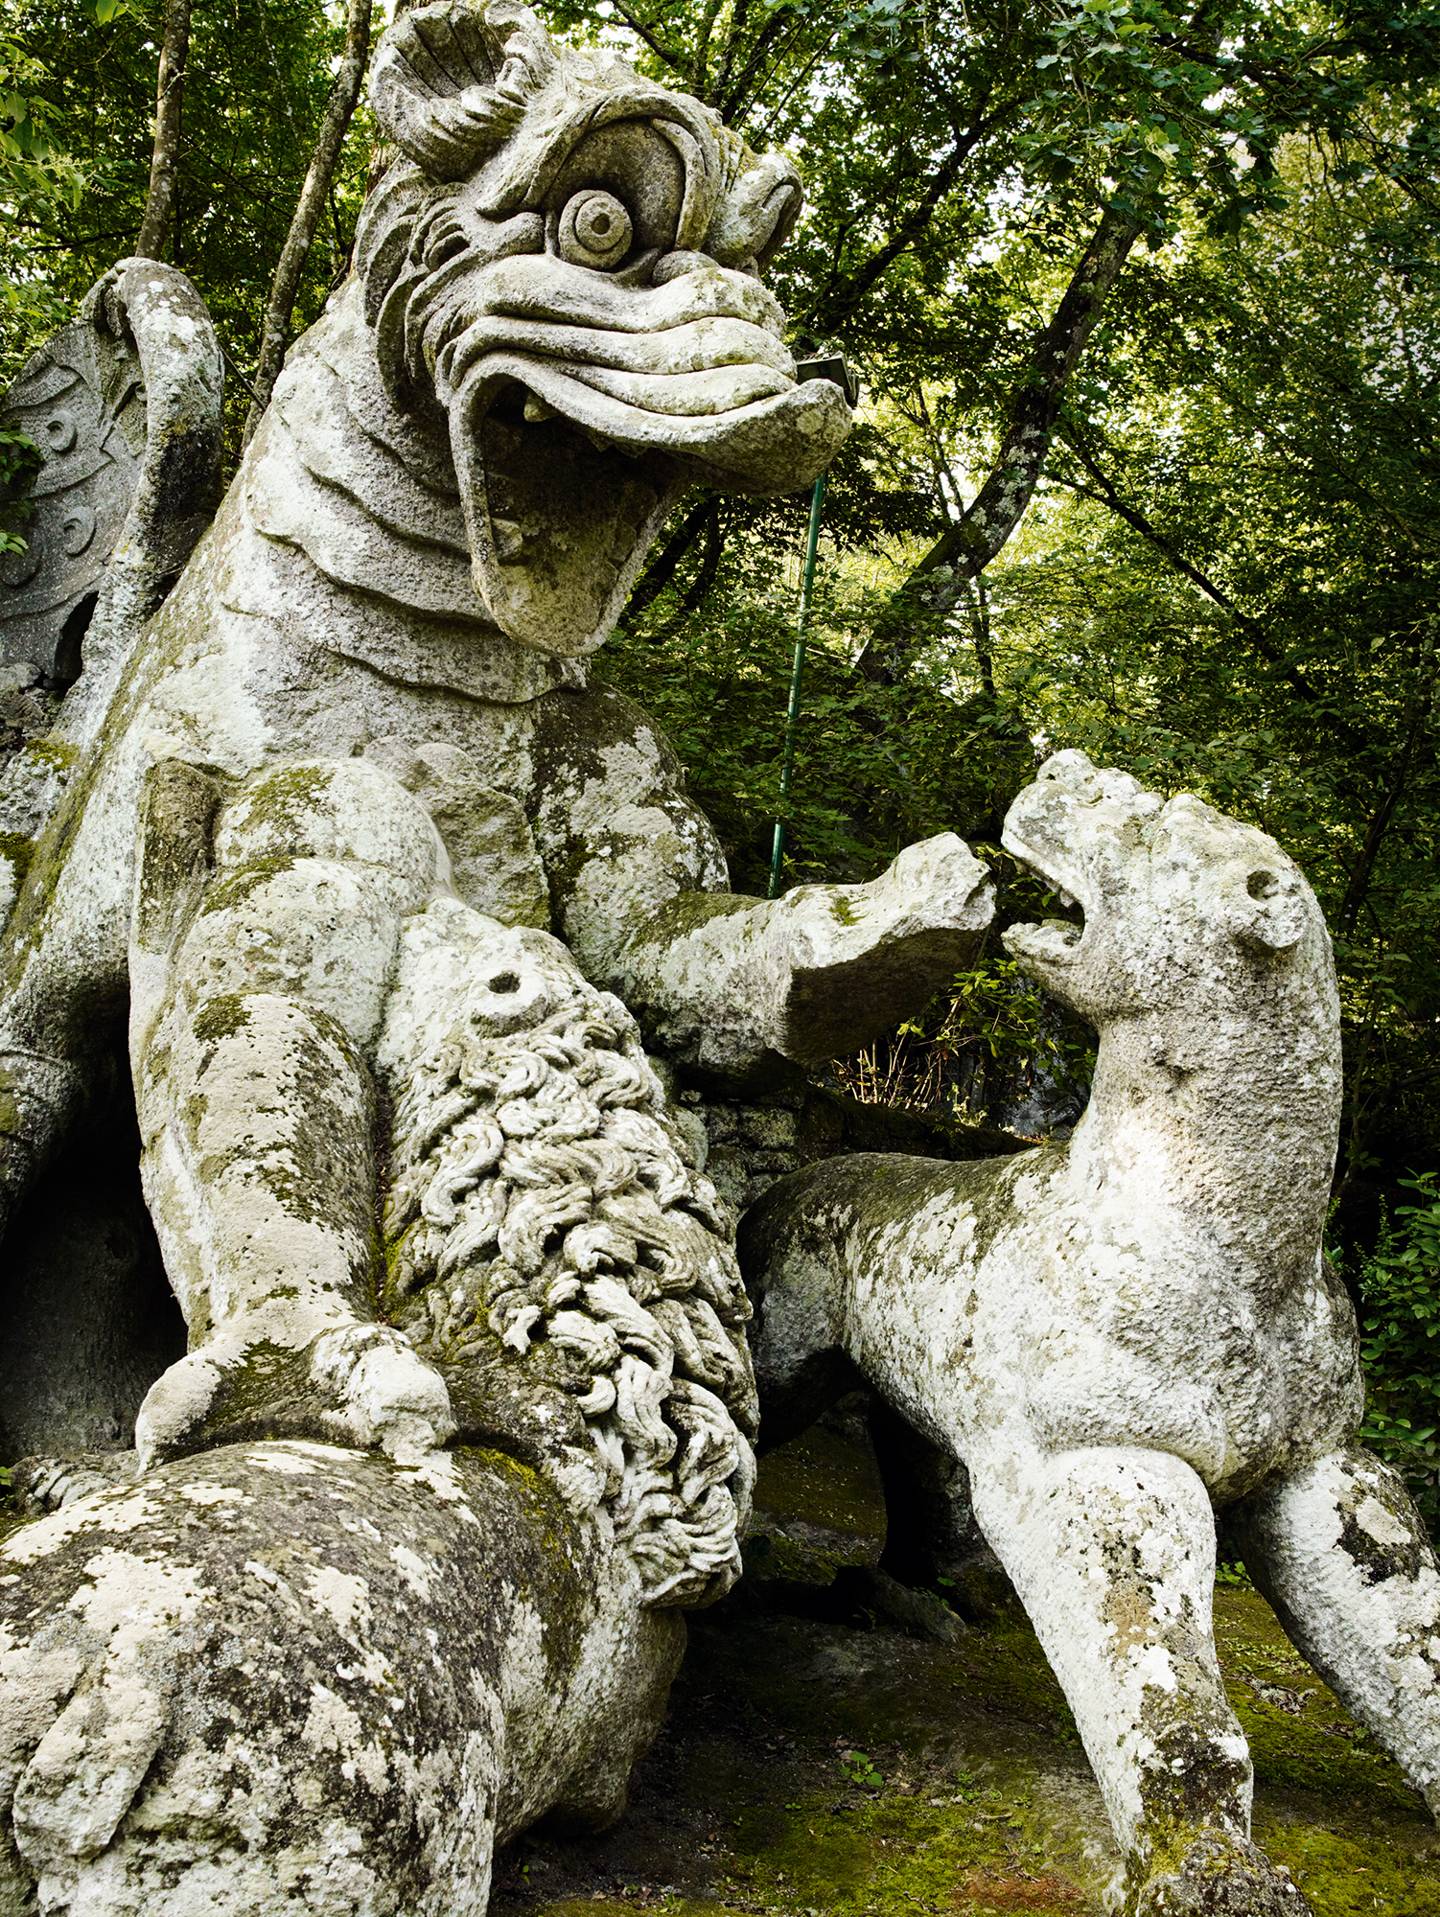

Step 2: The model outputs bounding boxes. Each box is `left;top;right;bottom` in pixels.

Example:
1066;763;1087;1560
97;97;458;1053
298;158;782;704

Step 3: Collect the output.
371;0;556;183
1225;863;1308;955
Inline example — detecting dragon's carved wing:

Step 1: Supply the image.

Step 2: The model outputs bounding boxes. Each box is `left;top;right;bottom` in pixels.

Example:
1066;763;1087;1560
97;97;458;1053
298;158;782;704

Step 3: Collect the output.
0;260;223;875
0;314;142;684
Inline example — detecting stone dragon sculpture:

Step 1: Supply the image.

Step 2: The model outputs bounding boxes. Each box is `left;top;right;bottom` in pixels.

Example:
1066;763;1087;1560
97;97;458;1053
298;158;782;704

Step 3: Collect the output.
0;4;990;1910
743;750;1440;1917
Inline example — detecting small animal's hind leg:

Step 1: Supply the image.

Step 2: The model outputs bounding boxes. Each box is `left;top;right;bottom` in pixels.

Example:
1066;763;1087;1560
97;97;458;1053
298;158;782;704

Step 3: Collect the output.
1232;1444;1440;1819
868;1395;981;1590
969;1439;1310;1916
134;988;453;1466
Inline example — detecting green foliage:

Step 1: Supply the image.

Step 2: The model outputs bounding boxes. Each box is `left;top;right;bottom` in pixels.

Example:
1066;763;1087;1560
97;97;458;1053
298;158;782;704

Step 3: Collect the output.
0;422;39;553
600;557;1032;895
1354;1174;1440;1528
837;1747;885;1790
0;0;374;449
0;18;83;357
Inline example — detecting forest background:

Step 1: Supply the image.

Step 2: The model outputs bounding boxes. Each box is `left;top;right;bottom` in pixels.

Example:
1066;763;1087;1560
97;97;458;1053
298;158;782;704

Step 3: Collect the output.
1;0;1438;1520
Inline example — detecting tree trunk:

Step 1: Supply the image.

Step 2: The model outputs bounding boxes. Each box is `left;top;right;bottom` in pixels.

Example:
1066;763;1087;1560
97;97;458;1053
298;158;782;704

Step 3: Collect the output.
135;0;192;261
243;0;374;447
907;204;1143;593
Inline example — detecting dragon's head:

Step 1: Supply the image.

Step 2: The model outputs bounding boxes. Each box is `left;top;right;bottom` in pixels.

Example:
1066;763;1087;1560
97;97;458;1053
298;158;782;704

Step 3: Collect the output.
354;0;851;656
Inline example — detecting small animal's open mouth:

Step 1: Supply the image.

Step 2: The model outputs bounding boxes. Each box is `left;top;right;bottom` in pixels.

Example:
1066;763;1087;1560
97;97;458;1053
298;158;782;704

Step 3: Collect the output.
999;837;1088;968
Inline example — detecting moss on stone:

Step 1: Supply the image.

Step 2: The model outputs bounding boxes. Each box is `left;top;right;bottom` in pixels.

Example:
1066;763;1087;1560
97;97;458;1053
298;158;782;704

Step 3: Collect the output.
192;993;252;1048
494;1425;1440;1917
233;763;336;840
0;833;34;888
18;736;78;773
198;854;297;915
456;1444;591;1682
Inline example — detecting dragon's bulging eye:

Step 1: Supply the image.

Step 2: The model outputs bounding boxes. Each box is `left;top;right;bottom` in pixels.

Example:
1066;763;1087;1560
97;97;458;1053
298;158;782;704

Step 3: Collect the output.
557;189;633;269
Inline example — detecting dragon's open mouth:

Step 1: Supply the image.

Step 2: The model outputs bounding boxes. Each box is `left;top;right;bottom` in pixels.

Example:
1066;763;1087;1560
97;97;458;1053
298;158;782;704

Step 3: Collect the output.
431;254;852;652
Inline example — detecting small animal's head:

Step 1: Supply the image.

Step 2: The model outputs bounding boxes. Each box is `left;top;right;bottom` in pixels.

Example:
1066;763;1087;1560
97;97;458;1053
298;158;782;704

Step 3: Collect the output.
1001;750;1332;1027
356;0;851;655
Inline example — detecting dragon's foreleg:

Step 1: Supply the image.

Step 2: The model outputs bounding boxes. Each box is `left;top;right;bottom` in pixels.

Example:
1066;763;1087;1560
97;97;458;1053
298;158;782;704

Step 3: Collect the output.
130;755;456;1465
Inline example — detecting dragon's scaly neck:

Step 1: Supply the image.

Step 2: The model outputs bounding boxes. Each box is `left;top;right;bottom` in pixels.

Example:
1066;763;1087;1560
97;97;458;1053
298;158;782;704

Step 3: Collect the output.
238;282;580;704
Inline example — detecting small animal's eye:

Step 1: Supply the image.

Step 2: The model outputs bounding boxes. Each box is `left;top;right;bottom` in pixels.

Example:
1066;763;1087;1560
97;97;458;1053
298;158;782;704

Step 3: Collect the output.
557;189;632;269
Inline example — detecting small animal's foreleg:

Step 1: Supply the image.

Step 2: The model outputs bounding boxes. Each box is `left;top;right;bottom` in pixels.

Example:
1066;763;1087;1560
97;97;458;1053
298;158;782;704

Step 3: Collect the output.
1232;1444;1440;1819
969;1440;1310;1916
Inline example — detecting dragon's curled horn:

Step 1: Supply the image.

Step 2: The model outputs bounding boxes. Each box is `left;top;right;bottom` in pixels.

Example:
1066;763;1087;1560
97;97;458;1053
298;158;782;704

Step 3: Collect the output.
370;0;557;182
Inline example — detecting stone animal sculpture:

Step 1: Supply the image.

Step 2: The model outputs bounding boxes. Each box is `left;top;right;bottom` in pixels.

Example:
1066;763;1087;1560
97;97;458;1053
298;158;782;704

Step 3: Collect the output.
0;3;992;1909
0;753;756;1913
0;0;988;1465
742;748;1440;1917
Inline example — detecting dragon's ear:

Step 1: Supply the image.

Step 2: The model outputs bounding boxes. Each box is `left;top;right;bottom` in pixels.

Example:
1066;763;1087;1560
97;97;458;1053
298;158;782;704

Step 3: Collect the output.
705;150;802;271
371;0;557;182
1224;863;1308;955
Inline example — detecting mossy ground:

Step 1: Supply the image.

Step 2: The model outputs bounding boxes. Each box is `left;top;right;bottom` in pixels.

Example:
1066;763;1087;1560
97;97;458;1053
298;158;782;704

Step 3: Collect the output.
492;1421;1440;1917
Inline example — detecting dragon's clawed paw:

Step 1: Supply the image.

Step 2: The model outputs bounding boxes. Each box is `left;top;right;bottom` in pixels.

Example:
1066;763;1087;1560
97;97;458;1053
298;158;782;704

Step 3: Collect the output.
135;1322;455;1468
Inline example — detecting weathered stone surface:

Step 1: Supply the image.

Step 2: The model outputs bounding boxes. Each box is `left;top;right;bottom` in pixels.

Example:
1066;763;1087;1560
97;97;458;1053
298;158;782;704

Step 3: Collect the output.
1;318;141;684
487;1420;1440;1917
742;751;1440;1914
0;261;222;844
0;0;942;1895
0;1439;682;1916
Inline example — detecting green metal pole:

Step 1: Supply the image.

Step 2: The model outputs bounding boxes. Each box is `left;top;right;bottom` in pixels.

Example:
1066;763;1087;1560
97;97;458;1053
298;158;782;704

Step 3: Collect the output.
767;471;827;898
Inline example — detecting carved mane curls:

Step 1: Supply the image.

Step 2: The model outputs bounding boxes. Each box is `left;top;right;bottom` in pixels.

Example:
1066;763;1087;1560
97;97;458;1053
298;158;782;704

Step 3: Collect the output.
379;905;758;1609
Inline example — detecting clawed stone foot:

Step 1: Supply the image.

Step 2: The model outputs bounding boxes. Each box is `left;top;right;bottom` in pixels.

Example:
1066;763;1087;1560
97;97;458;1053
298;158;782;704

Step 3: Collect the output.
1131;1833;1314;1917
135;1322;455;1468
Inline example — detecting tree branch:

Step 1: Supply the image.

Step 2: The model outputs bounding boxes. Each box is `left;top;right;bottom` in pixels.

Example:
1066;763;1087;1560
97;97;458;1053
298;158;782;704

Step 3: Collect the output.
906;204;1143;589
621;495;713;629
135;0;192;260
798;97;1012;340
1052;427;1374;759
243;0;373;446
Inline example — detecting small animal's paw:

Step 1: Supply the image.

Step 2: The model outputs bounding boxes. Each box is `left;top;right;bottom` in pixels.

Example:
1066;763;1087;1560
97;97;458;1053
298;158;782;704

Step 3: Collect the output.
1132;1833;1314;1916
309;1323;455;1461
